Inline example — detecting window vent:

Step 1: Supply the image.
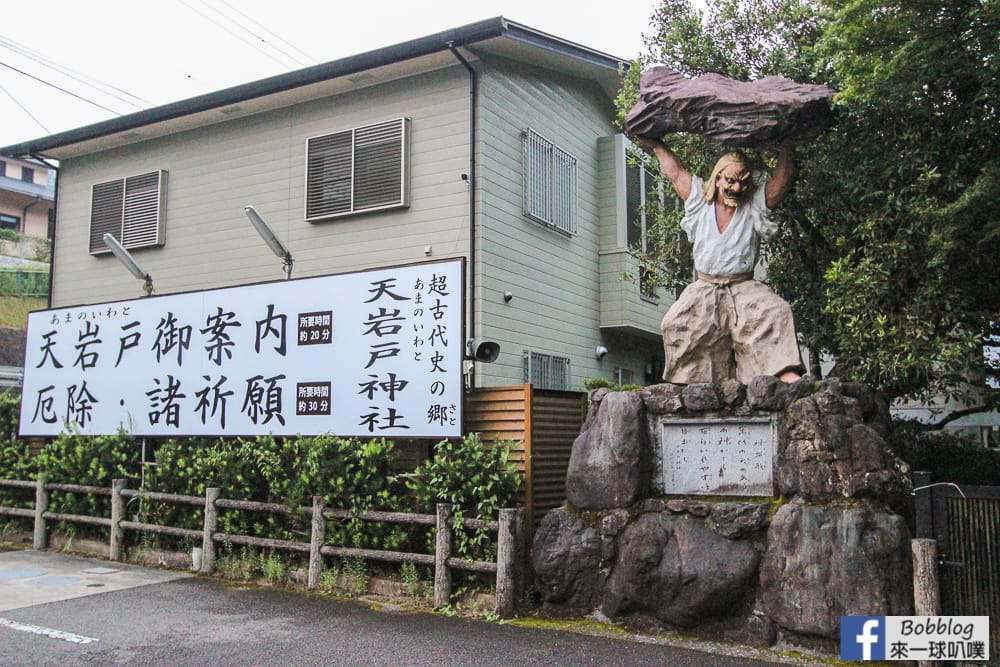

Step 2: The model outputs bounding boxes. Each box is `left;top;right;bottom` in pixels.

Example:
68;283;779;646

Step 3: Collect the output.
306;117;409;221
89;170;167;254
522;128;577;235
523;351;570;391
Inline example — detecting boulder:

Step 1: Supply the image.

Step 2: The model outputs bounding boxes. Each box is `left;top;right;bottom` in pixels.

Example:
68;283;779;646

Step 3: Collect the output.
747;375;788;410
566;391;650;510
641;383;684;414
719;379;747;407
707;502;772;540
625;66;837;147
778;383;910;502
532;508;602;613
681;383;722;411
602;512;760;627
760;500;912;638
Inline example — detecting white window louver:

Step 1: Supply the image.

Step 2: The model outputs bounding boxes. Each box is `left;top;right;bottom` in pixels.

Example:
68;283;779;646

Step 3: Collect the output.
522;128;577;235
89;170;167;254
306;118;409;221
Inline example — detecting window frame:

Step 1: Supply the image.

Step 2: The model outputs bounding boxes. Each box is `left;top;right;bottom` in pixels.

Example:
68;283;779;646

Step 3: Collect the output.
625;141;664;302
0;213;20;231
522;128;577;236
304;117;410;222
88;170;168;255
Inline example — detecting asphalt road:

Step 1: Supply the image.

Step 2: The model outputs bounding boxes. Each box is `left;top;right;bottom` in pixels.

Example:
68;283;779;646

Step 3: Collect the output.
0;549;808;667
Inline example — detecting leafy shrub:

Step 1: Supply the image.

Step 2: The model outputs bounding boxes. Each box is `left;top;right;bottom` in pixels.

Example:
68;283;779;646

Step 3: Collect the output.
582;377;642;392
146;434;406;549
33;430;141;535
407;434;523;561
0;390;20;445
0;392;36;500
889;420;1000;486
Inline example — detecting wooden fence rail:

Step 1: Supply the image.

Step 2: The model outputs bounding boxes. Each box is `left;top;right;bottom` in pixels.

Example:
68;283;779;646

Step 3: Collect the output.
0;478;524;618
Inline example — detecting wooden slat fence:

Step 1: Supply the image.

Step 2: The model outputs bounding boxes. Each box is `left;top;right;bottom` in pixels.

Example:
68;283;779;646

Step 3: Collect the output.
914;471;999;666
465;384;586;533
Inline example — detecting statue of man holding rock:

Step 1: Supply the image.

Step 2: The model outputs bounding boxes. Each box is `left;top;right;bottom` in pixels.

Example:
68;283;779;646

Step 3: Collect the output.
640;138;805;385
626;66;836;386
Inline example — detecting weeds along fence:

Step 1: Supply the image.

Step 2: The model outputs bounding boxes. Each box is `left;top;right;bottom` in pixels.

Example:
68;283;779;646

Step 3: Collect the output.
0;477;525;618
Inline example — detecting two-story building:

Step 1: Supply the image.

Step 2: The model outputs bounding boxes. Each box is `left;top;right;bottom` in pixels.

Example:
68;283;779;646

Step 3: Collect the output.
0;17;667;394
0;155;54;260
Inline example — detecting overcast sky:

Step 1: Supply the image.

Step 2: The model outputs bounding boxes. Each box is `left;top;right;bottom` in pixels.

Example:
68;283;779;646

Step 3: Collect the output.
0;0;659;148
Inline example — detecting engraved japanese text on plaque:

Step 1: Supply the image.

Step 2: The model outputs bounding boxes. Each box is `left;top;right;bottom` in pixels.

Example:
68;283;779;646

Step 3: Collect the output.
660;419;775;496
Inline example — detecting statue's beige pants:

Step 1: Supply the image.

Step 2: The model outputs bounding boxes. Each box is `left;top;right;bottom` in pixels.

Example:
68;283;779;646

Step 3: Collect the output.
660;274;803;385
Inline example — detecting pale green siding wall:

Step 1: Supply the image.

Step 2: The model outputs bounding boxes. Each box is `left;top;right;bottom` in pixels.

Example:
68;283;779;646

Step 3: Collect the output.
51;66;472;306
475;57;626;390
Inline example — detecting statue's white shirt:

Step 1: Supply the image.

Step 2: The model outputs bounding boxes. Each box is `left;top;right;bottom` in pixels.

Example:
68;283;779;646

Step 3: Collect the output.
682;175;778;276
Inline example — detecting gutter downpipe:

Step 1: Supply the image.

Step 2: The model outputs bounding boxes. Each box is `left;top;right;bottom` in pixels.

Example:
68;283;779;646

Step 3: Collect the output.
32;155;58;308
447;42;479;389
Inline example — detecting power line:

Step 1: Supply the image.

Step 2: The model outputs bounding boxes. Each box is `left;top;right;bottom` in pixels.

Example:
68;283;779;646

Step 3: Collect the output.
0;60;121;115
213;0;319;66
174;0;304;71
0;82;50;135
0;35;151;109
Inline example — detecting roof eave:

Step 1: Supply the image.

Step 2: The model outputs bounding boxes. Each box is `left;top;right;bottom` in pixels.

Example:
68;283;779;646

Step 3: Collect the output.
0;16;628;160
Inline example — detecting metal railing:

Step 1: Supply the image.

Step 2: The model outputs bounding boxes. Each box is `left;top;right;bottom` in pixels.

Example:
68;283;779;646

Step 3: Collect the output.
0;269;48;297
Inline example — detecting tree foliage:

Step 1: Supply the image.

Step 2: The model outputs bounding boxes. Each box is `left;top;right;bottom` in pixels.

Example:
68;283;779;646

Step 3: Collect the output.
619;0;1000;411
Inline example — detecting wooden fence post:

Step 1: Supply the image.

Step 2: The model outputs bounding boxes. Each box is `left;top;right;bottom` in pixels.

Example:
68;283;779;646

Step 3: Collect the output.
495;507;524;618
33;477;48;550
434;503;452;609
109;479;126;562
912;538;940;615
307;496;326;590
201;487;220;574
912;538;941;667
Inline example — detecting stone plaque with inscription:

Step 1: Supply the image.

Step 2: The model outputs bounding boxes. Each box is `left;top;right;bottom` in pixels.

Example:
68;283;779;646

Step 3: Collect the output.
659;419;775;496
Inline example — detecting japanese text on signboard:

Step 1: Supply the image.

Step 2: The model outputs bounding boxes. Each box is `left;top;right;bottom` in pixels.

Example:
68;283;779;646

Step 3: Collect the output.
19;260;464;438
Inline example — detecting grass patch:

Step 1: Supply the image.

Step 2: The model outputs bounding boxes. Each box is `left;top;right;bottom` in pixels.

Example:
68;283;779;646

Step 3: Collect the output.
0;296;46;328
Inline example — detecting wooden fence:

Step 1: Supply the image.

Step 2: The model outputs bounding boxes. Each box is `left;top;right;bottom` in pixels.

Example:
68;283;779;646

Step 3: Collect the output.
0;478;525;618
913;471;999;666
465;384;586;532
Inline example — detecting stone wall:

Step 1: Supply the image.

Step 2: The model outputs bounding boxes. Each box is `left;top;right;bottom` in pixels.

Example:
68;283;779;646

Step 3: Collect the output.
532;376;913;651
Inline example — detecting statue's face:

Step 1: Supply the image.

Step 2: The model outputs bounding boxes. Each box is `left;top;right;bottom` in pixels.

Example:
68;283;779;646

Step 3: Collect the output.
716;165;752;207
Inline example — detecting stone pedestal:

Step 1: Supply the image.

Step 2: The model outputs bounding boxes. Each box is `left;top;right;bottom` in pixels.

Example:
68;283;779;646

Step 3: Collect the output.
532;377;913;649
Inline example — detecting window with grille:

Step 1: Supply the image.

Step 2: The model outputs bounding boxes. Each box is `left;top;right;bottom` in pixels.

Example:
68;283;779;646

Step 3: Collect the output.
523;351;570;390
89;170;167;254
522;128;577;235
306;117;410;221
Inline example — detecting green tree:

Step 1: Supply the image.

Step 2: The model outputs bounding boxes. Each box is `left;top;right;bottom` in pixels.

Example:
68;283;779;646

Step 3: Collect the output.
619;0;1000;419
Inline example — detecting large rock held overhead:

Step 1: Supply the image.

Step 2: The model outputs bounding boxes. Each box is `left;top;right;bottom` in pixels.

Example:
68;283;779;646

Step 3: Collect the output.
625;66;836;147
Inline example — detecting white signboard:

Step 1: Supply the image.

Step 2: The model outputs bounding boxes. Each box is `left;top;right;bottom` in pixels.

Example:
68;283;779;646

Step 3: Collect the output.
19;259;464;438
660;419;775;496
